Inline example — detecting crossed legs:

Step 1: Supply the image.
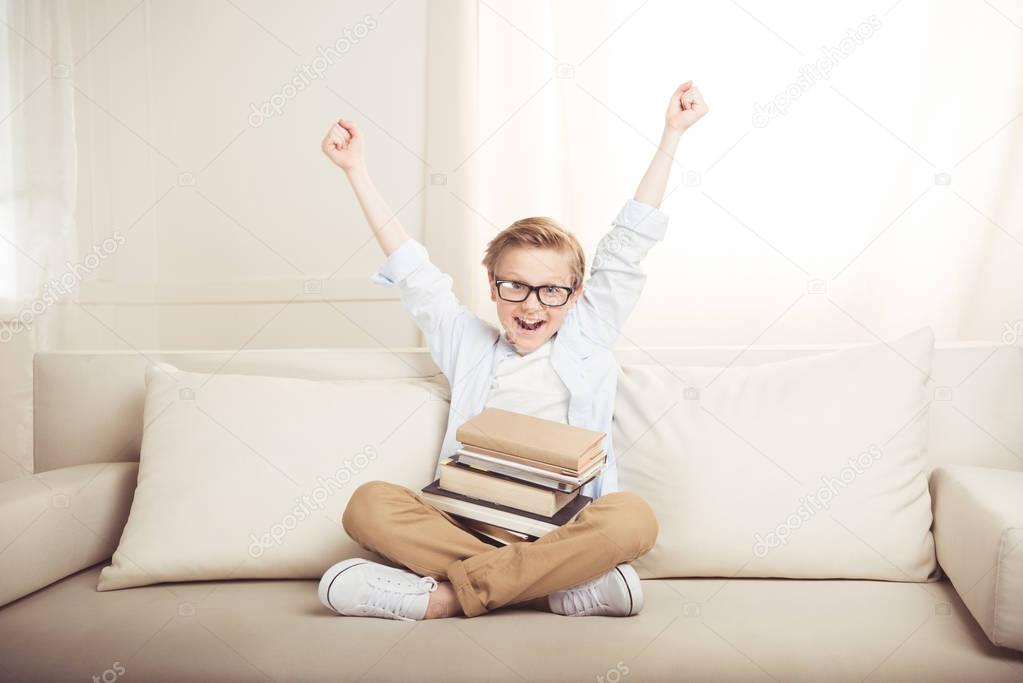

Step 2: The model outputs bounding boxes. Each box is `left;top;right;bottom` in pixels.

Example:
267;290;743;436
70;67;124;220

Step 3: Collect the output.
341;480;659;618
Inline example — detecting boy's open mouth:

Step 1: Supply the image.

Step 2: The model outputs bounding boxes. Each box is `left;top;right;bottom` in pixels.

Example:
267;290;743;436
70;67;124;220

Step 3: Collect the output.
514;317;546;333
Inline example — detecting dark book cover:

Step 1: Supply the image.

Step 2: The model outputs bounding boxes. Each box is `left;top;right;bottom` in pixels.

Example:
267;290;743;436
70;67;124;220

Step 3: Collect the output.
422;480;593;526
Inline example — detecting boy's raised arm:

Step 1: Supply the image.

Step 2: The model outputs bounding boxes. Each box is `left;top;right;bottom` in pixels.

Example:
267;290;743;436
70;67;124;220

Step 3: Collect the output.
322;119;411;256
323;118;491;380
578;82;708;348
634;81;707;208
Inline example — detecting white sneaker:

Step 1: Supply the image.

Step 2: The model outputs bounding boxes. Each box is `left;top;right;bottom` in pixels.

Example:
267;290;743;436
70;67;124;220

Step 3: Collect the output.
318;558;439;621
548;564;644;617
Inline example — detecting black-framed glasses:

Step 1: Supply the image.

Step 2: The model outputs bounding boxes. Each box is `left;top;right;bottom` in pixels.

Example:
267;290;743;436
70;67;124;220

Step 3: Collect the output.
494;279;575;307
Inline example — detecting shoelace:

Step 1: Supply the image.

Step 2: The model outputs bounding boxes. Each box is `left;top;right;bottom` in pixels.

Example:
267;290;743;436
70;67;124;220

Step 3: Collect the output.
563;580;609;617
363;574;439;620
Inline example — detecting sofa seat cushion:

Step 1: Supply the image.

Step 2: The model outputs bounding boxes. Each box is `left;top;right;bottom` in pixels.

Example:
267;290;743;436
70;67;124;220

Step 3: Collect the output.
2;564;1021;682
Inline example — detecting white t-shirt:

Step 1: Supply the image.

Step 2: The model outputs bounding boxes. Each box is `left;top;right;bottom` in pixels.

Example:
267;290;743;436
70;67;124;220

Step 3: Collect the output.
483;338;571;424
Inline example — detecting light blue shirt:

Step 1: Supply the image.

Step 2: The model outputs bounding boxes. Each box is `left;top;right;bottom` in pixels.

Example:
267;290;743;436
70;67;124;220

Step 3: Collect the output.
370;198;670;500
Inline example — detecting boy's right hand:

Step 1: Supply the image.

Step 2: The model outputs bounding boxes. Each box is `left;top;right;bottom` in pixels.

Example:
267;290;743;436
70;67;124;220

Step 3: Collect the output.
322;118;364;172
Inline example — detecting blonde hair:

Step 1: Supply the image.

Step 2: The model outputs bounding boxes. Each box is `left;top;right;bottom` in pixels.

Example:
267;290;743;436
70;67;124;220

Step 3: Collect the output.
481;217;586;289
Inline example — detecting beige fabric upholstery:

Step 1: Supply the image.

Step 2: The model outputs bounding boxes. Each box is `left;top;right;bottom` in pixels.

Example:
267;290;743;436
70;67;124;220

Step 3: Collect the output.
31;349;444;473
98;363;445;591
103;329;934;591
2;342;1021;679
0;463;136;607
32;343;1023;474
1;564;1021;682
617;327;937;581
932;465;1023;651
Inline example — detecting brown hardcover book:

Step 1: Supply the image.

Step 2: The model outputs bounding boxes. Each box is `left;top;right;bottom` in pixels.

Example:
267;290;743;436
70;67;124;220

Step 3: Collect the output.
455;407;606;471
455;449;605;490
460;443;603;476
439;458;580;517
420;480;592;537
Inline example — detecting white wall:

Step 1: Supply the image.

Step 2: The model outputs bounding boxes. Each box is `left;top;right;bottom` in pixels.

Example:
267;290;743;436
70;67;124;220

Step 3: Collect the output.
0;0;431;479
67;0;428;349
3;0;1022;481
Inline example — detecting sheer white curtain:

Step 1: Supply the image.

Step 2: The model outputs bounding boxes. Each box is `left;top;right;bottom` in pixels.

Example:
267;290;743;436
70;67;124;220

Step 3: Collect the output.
452;0;1023;345
1;0;77;332
0;0;77;480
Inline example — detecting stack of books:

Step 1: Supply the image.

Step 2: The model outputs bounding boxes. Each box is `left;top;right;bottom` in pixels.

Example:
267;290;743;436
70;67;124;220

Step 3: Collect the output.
420;407;606;543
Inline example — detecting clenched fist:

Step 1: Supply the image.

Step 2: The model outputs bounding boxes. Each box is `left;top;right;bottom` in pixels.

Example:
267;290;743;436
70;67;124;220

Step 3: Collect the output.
322;118;364;172
665;81;708;132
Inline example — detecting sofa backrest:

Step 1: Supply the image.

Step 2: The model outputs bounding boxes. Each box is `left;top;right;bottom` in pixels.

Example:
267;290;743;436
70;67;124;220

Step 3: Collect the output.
33;342;1023;474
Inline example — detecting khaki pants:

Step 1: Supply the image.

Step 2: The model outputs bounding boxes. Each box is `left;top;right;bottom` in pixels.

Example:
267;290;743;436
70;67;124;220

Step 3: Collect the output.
341;480;659;617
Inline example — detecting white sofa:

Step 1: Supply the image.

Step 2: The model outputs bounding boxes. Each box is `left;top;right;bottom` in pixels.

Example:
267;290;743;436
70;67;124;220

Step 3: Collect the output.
1;342;1022;683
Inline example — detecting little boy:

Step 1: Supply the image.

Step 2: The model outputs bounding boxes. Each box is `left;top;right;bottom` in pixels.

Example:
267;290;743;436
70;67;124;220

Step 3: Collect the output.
318;82;707;621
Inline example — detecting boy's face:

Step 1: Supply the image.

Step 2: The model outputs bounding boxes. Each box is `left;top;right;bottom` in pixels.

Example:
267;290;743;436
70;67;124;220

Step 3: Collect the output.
489;246;583;355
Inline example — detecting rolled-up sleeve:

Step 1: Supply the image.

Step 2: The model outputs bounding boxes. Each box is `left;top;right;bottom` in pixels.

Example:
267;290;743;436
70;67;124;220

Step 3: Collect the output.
371;238;431;288
371;238;490;381
577;199;669;348
611;199;669;242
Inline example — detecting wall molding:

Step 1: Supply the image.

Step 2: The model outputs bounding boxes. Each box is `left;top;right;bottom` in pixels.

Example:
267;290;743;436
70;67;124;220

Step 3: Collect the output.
77;276;398;305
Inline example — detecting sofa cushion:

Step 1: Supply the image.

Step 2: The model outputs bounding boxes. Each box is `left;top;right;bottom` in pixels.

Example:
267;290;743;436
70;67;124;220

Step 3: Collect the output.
616;326;939;581
0;462;137;607
97;363;448;590
4;565;1022;682
931;464;1023;651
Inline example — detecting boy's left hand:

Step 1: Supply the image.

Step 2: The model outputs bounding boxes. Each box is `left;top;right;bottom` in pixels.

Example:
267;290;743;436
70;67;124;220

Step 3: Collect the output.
665;81;708;132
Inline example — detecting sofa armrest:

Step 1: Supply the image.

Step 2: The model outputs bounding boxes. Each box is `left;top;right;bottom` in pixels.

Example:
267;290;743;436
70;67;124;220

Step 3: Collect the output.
931;465;1023;652
0;462;138;608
